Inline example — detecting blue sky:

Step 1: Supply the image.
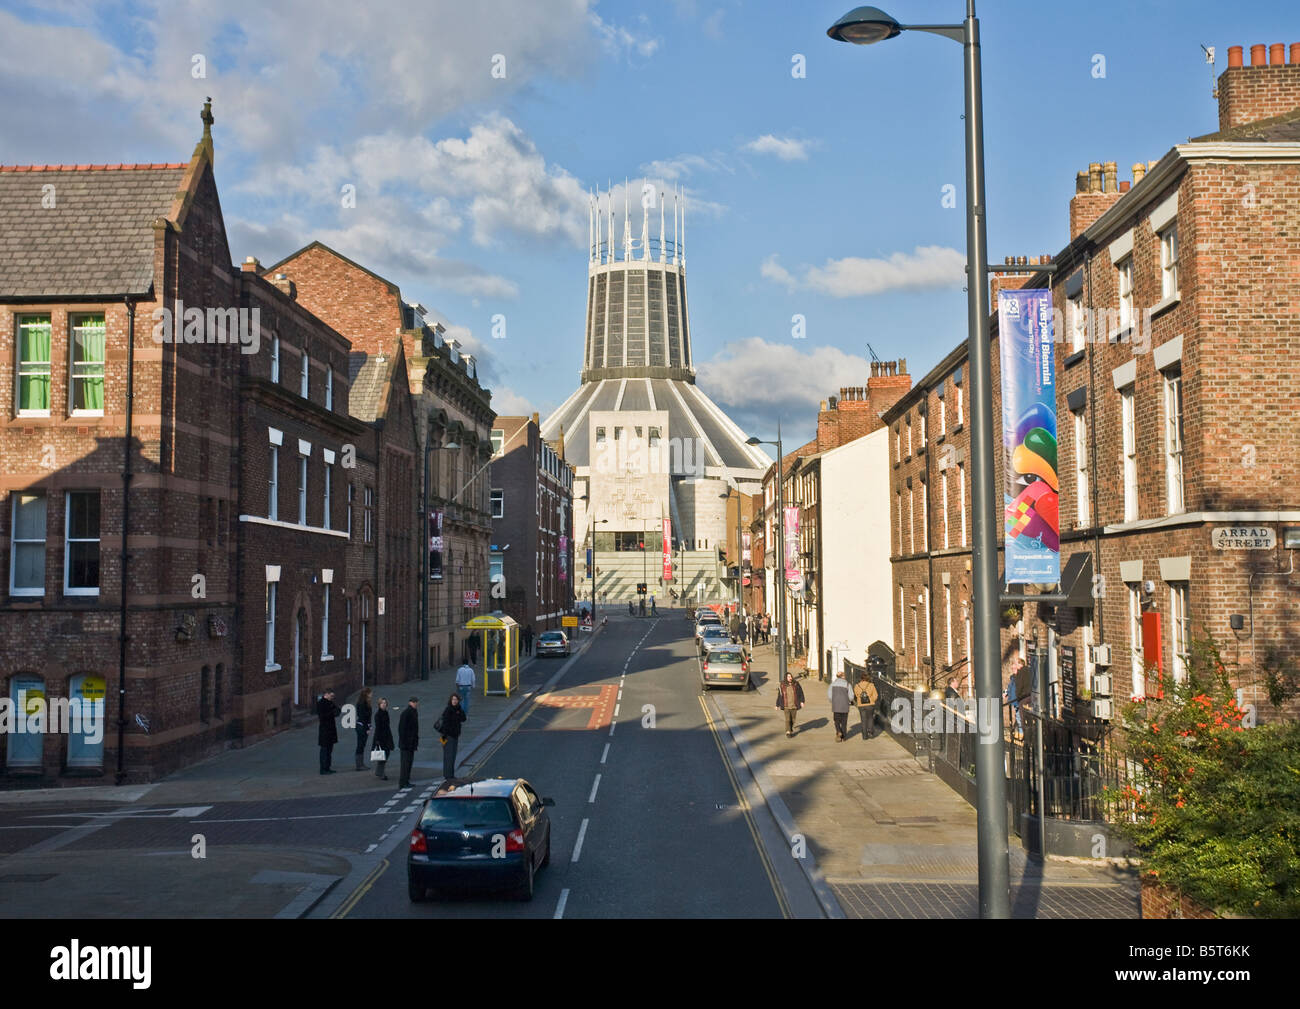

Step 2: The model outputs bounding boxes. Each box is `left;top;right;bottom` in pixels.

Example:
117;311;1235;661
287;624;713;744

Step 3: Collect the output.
2;0;1294;446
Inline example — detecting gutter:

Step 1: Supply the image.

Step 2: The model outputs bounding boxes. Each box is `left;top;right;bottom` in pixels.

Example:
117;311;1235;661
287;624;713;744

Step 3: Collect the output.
116;296;136;784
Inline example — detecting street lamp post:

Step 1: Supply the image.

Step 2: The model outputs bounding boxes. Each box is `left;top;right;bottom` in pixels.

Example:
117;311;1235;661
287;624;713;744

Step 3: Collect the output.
828;0;1010;918
579;494;607;624
746;423;786;687
421;438;460;681
720;485;745;633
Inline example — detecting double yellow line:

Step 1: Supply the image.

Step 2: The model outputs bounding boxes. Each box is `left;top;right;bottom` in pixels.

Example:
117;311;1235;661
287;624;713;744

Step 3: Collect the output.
697;694;791;919
330;858;388;918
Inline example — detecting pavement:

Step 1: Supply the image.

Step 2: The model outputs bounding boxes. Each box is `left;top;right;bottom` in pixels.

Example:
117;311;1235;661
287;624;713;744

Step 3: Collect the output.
712;640;1142;919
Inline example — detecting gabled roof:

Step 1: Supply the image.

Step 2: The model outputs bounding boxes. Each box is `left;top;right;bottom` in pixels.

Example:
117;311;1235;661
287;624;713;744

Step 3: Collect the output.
0;163;189;298
1189;106;1300;143
264;240;401;297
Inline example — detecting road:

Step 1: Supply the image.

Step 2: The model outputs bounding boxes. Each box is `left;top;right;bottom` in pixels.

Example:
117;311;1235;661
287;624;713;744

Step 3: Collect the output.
337;614;786;918
0;613;796;919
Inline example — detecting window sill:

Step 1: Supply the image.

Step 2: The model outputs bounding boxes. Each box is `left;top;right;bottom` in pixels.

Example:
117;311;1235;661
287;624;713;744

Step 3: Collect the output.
1108;325;1134;344
321;654;334;662
1150;292;1180;318
239;514;349;539
953;424;964;434
265;663;281;673
64;589;100;598
9;590;43;598
16;411;51;419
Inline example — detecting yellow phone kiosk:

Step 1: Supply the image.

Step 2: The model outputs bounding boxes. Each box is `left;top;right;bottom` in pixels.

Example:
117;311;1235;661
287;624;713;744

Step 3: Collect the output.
466;614;520;697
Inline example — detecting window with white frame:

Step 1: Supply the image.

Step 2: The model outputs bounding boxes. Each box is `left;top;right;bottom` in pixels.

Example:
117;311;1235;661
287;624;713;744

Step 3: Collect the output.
300;350;310;398
1117;257;1134;331
325;368;333;411
268;445;279;520
895;426;901;463
896;491;903;554
9;492;46;596
323;462;332;530
939;389;947;436
920;481;928;551
1170;583;1190;684
1163;367;1185;514
596;426;606;444
1073;408;1090;526
1068;293;1086;354
70;314;106;415
490;488;504;518
920;410;927;448
923;587;931;659
1160;224;1179;300
955;381;964;426
1129;583;1145;698
899;586;906;651
265;581;278;668
941;470;950;549
298;453;308;524
491;429;504;457
958;462;967;546
321;587;330;659
1121;387;1138;522
908;487;915;554
944;585;953;664
1081;620;1096;692
271;336;280;383
906;418;913;457
64;491;100;595
16;315;52;415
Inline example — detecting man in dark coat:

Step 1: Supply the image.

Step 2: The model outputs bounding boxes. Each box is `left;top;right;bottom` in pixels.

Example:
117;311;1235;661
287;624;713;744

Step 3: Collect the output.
398;697;420;788
317;689;340;774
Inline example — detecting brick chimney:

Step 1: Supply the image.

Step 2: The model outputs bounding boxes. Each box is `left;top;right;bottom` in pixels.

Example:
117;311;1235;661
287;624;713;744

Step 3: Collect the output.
241;255;261;273
270;272;296;300
1218;42;1300;129
1069;160;1124;239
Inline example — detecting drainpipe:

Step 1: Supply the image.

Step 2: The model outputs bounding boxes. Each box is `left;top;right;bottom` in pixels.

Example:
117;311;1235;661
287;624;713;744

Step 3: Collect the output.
1084;249;1104;645
116;296;136;784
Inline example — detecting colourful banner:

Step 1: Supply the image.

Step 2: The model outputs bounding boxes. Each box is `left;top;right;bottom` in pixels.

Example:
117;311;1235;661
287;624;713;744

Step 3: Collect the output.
783;506;800;579
662;518;672;579
742;532;751;568
558;535;568;582
999;288;1060;585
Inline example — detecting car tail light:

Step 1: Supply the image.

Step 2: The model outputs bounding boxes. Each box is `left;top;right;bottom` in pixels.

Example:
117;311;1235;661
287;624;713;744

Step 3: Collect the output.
505;829;526;853
410;829;427;854
702;660;709;672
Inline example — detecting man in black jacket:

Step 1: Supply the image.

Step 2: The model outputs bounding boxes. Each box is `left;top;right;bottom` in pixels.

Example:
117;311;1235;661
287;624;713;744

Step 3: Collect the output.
398;697;420;789
317;689;340;774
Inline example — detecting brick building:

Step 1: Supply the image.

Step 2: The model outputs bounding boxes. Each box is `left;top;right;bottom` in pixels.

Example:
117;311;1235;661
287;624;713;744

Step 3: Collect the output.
267;243;495;674
885;45;1300;723
0;105;374;782
489;415;575;631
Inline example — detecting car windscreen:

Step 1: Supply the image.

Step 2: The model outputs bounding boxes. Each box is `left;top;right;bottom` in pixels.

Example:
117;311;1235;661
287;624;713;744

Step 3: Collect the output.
420;797;515;830
710;650;743;663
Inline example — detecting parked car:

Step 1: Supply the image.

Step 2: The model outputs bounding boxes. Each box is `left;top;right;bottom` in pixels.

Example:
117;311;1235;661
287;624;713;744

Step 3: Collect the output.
408;778;554;901
698;625;731;655
701;643;750;690
536;631;570;657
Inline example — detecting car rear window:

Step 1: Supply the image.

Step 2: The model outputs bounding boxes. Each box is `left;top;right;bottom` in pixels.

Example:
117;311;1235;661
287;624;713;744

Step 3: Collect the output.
540;632;563;642
704;628;728;638
420;797;515;829
711;650;742;663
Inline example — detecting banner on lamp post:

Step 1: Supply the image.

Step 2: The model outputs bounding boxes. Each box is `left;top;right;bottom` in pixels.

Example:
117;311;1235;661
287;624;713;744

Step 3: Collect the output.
558;535;568;582
783;506;800;580
998;288;1060;585
662;517;672;579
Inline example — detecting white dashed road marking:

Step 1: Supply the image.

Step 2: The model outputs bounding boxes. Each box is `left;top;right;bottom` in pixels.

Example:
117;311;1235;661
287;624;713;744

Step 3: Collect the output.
571;818;590;862
588;774;602;804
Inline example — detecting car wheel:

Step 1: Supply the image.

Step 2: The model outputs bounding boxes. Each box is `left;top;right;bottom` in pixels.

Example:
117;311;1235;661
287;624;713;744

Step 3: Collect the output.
408;879;427;902
517;857;535;901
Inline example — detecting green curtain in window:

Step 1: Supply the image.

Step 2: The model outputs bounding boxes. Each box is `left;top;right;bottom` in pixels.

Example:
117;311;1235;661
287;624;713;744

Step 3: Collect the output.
74;320;106;411
19;321;51;411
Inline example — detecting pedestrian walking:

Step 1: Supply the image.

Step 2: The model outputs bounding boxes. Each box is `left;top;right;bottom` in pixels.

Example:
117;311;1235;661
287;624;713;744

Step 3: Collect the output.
829;670;853;742
317;688;340;774
729;612;741;642
775;671;805;738
523;624;534;656
762;614;771;644
354;687;373;770
372;697;394;780
435;693;468;781
398;697;419;788
854;673;879;741
1006;661;1024;739
455;659;476;714
650;596;657;615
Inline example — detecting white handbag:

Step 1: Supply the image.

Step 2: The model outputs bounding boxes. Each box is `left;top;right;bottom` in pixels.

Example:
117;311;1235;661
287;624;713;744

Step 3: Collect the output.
370;747;386;762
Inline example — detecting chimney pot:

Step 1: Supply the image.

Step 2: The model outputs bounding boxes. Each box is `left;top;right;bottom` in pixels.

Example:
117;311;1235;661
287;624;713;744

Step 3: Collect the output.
1103;161;1118;193
1228;45;1243;68
1270;43;1284;65
1088;162;1103;193
1076;170;1089;194
1132;162;1146;184
1004;255;1014;265
1120;180;1131;192
1250;43;1266;66
1291;43;1300;65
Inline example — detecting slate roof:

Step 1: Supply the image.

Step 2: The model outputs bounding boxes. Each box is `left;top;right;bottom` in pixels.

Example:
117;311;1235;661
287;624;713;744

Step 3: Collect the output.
1189;106;1300;143
0;164;188;298
349;351;391;423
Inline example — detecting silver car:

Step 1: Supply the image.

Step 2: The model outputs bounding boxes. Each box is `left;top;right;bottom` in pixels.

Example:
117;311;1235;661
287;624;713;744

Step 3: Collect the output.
701;644;750;690
698;625;731;656
536;631;570;657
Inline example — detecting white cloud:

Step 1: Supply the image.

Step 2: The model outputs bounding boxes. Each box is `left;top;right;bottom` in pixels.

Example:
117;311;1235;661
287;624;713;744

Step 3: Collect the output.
759;246;966;297
743;135;812;161
639;153;730;180
490;386;538;416
696;338;870;432
589;11;661;60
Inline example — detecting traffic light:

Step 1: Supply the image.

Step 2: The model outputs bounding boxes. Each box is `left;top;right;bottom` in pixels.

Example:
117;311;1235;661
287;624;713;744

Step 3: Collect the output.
637;583;647;595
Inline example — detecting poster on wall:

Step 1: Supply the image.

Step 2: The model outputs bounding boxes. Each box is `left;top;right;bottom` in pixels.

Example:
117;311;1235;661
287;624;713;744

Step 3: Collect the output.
998;288;1060;585
429;509;444;581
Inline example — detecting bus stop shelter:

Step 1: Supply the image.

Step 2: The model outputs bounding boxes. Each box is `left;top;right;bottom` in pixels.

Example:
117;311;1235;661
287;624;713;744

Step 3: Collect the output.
465;614;520;697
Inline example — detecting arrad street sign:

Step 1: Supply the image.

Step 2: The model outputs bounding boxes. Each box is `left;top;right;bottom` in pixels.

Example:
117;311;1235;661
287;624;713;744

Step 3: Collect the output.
1212;526;1275;550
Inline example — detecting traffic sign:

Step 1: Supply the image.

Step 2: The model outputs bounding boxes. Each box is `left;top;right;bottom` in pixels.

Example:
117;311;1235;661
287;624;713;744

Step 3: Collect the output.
786;571;804;592
463;590;480;608
562;615;578;628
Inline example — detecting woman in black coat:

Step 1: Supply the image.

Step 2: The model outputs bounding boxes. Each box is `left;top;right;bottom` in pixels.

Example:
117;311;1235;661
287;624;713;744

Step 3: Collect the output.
354;687;373;770
372;698;395;780
437;693;468;781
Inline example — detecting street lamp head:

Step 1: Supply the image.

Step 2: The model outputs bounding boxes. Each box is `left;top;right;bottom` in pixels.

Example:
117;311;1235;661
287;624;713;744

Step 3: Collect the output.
745;436;764;446
442;441;460;451
827;5;902;44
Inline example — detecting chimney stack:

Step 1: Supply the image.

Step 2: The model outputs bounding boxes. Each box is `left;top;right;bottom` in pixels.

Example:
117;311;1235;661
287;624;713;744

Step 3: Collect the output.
1070;160;1125;238
241;255;261;274
271;272;296;300
1217;41;1300;130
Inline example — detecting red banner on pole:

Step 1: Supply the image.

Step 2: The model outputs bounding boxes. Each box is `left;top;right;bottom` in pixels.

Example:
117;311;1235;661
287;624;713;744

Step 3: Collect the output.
662;517;672;579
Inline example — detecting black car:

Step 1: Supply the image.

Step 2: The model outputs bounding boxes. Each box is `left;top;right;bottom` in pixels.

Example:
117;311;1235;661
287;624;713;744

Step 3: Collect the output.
408;777;555;901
